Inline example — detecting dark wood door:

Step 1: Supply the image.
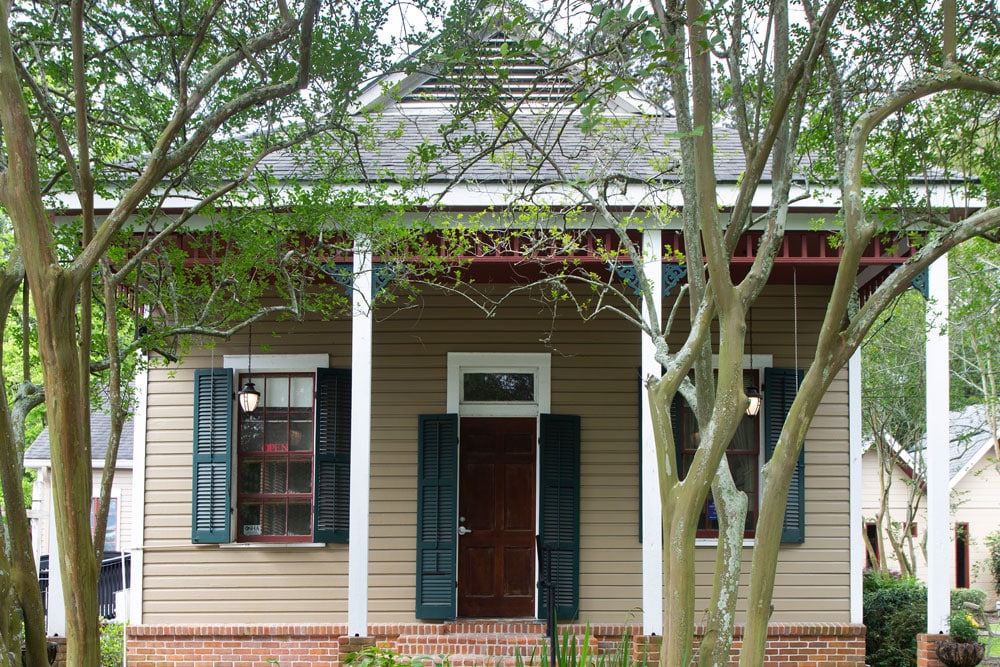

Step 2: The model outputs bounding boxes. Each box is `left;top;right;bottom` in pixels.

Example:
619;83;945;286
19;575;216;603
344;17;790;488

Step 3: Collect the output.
457;417;537;617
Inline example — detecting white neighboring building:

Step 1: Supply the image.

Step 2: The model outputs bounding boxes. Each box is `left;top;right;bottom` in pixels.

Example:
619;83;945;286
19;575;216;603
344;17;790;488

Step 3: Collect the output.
25;412;134;561
862;404;1000;602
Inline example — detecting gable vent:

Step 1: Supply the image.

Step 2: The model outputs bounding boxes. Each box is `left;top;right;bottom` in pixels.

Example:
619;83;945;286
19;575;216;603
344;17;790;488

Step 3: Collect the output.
403;32;579;105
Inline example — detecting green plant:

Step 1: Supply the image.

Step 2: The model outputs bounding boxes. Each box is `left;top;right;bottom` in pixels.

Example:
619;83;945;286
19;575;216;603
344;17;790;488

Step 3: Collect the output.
513;623;644;667
99;621;124;667
986;530;1000;596
863;571;927;667
344;644;448;667
951;588;987;613
947;611;981;644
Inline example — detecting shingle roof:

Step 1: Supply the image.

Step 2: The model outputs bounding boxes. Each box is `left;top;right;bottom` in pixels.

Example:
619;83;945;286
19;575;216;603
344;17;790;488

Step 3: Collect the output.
944;404;996;480
24;411;134;466
263;112;756;187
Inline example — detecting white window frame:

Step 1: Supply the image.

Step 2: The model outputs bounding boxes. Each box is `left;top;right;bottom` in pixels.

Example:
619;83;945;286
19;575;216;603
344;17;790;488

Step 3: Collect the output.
447;352;551;417
91;490;120;552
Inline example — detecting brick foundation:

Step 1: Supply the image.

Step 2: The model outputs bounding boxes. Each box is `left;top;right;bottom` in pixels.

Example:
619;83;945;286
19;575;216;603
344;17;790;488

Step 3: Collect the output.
916;633;950;667
127;621;865;667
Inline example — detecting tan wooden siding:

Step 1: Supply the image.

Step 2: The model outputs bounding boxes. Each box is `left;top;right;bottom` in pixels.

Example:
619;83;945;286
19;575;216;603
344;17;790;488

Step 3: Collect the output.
139;283;850;625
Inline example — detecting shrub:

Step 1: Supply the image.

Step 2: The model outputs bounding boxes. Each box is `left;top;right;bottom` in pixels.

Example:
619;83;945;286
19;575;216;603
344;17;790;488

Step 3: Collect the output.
863;570;927;667
951;587;987;612
99;621;124;667
986;530;1000;596
344;644;447;667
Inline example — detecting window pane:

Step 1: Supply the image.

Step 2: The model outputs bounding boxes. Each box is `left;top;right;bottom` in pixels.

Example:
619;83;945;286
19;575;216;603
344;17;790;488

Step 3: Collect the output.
261;503;287;536
240;460;262;494
288;503;311;535
239;504;262;537
265;419;289;449
265;376;289;408
239;413;264;452
262;461;288;494
463;372;534;402
290;376;312;408
288;460;312;493
289;415;313;451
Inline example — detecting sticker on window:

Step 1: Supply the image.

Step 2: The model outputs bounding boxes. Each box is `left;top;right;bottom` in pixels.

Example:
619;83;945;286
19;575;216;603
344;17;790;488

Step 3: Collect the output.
243;524;262;536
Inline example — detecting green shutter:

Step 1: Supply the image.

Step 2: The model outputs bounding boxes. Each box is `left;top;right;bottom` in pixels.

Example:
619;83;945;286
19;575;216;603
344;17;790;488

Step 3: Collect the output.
416;414;458;619
538;414;580;621
192;368;233;544
763;368;806;544
314;368;351;543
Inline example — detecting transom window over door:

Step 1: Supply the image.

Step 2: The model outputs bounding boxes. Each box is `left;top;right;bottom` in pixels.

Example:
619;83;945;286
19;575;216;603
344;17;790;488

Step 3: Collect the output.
237;373;315;542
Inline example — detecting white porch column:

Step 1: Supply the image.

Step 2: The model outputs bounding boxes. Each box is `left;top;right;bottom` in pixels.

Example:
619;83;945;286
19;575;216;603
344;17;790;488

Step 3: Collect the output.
926;255;950;634
640;231;664;636
848;349;863;624
46;486;66;636
129;362;149;624
348;238;374;636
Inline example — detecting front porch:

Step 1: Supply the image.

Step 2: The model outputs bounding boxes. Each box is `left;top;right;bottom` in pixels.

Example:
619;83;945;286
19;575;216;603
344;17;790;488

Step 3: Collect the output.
125;621;865;666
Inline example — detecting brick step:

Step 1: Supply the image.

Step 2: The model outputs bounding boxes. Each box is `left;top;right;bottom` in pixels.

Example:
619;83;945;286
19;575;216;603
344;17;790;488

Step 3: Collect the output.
392;632;598;663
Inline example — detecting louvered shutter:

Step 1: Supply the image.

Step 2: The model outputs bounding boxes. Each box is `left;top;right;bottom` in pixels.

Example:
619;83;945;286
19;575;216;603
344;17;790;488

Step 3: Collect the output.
416;414;458;619
192;368;233;543
314;368;351;543
763;367;806;544
538;414;580;621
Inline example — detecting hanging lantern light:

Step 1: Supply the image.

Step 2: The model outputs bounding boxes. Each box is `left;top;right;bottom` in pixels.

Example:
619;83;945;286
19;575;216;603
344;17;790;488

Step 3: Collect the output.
746;309;762;418
238;324;260;413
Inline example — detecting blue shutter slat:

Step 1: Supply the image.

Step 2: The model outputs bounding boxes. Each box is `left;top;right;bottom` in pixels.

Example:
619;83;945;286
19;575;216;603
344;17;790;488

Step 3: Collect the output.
314;368;351;543
192;368;233;543
538;413;580;621
416;414;458;619
763;367;806;544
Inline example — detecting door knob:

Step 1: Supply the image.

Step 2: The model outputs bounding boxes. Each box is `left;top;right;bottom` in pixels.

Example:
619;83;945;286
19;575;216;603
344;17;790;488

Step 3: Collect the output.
458;526;473;535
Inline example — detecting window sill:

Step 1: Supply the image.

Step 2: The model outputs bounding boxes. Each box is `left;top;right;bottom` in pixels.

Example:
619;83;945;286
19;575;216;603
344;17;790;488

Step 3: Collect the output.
220;542;328;549
695;538;756;548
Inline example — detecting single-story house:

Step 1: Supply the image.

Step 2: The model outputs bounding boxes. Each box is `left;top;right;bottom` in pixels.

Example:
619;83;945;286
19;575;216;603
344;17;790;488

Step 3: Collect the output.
862;404;1000;602
119;17;924;667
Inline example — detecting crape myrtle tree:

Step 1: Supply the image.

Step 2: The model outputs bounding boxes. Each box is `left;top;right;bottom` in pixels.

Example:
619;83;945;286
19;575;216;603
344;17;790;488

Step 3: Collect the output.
0;1;443;665
394;0;1000;665
862;239;1000;577
861;290;927;577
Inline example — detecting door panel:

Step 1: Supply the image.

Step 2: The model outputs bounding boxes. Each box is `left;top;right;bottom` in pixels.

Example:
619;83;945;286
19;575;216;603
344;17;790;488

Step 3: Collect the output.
458;417;536;617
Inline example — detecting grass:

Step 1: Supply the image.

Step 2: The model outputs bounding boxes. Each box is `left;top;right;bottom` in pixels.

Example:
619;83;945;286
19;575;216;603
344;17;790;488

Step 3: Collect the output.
989;624;1000;658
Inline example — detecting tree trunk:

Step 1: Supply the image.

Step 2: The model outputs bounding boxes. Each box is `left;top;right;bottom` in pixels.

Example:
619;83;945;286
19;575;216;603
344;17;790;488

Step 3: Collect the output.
698;464;747;667
0;412;48;667
36;296;99;667
0;269;48;667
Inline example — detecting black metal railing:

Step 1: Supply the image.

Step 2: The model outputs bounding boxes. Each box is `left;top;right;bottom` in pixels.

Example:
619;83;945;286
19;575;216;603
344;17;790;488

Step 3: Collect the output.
39;552;131;620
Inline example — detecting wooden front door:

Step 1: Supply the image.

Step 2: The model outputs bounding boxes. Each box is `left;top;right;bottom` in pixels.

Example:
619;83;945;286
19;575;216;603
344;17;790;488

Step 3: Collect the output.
457;417;537;617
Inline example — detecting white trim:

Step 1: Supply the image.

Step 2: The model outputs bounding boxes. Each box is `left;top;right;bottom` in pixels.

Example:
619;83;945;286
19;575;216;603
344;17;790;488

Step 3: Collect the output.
93;489;122;552
950;439;995;489
640;231;663;636
348;239;373;636
223;353;329;372
219;542;328;549
446;353;551;416
925;255;950;635
695;538;755;548
848;350;863;624
129;362;149;624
